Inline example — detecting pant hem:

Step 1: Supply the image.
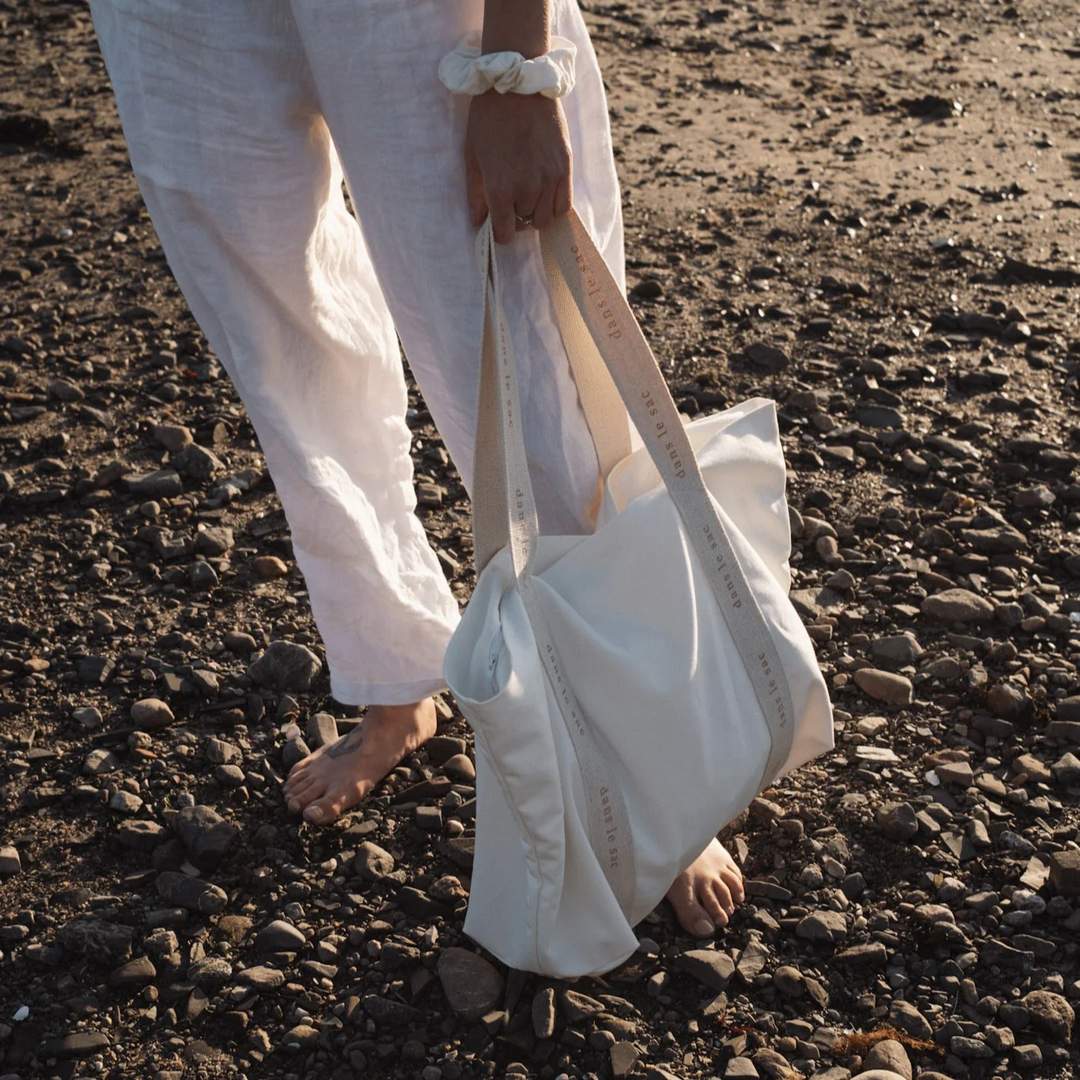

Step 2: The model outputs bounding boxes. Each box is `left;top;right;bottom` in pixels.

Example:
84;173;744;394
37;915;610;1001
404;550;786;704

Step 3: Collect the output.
329;674;450;709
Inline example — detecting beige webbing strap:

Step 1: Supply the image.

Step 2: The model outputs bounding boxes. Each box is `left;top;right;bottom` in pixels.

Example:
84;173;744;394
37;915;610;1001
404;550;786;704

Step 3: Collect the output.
539;210;795;790
541;244;633;478
474;223;638;914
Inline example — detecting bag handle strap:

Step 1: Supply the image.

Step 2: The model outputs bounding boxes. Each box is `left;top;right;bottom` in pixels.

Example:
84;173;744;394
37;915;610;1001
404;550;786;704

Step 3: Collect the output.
543;241;634;477
475;212;796;793
469;213;797;916
474;222;639;914
549;211;798;790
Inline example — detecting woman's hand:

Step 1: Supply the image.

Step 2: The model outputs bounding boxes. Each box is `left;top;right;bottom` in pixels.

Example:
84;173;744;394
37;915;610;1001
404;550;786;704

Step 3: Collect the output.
464;90;573;244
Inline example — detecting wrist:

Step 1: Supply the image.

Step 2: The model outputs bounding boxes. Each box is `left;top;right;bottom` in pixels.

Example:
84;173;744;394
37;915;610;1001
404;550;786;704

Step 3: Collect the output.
482;0;549;57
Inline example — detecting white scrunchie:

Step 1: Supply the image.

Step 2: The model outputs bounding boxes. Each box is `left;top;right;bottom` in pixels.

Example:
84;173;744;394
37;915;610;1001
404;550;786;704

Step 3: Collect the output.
438;32;577;99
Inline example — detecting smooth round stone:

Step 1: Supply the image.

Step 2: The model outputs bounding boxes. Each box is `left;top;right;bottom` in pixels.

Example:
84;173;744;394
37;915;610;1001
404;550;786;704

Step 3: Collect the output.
131;698;175;730
255;920;306;954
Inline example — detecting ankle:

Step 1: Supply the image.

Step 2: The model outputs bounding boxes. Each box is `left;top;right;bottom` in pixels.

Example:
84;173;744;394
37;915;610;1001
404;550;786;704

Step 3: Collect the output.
366;698;436;729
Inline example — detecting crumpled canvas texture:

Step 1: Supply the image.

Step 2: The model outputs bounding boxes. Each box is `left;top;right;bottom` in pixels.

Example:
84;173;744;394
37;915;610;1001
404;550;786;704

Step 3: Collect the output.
446;399;835;976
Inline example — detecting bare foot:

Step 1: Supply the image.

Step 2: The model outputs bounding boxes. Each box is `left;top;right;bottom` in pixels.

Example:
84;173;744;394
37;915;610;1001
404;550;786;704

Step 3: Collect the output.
666;838;746;937
282;699;437;825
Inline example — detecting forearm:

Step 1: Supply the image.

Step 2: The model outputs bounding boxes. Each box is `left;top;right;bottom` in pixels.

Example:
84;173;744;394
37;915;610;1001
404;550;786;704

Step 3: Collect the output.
482;0;550;58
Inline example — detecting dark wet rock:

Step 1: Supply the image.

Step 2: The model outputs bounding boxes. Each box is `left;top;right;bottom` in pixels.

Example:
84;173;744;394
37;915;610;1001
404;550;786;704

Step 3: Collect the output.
109;955;156;987
744;342;790;372
40;1032;111;1060
237;964;285;990
560;989;605;1022
361;994;424;1027
863;1041;912;1079
871;633;923;666
255;919;306;954
951;1036;994;1059
116;820;168;852
1020;990;1074;1043
875;801;918;841
796;910;848;943
247;640;322;691
0;845;21;876
675;948;735;990
855;405;904;429
281;1024;320;1051
1049;851;1080;896
153;423;193;452
174;805;238;870
155;871;228;914
853;668;913;705
1055;696;1080;723
172;442;224;481
281;735;310;770
58;918;133;964
532;986;556;1038
987;681;1027;720
79;655;115;684
195;525;234;556
921;589;994;623
124;469;183;499
353;841;395;881
437;946;505;1020
889;999;934;1041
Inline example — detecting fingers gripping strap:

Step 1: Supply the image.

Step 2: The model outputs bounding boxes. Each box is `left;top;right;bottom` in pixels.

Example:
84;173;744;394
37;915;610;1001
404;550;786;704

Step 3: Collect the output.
539;211;796;790
474;222;638;914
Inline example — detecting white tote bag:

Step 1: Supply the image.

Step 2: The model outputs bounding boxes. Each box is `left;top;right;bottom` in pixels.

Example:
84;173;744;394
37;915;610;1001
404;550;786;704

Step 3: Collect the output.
443;210;833;977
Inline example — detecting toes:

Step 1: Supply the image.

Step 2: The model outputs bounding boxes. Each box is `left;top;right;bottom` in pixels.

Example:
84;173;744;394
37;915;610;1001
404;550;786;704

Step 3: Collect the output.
668;874;716;938
285;760;312;789
303;789;349;825
716;844;745;903
699;881;729;928
285;776;323;814
722;868;745;905
706;878;734;925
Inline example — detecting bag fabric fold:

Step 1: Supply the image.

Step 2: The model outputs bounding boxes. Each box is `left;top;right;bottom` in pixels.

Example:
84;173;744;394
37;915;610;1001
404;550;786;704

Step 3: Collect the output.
444;211;833;976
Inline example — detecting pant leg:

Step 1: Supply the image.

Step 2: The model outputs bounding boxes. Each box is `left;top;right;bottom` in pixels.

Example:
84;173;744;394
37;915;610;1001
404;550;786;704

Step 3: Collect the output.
289;0;626;535
89;0;461;706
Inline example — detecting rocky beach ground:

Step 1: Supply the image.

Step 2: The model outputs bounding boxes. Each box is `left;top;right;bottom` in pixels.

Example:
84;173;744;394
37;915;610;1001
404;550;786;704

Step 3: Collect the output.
1;1;1079;1078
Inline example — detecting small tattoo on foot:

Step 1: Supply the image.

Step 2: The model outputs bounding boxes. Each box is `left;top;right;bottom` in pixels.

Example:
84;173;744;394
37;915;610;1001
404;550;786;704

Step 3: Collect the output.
325;728;364;759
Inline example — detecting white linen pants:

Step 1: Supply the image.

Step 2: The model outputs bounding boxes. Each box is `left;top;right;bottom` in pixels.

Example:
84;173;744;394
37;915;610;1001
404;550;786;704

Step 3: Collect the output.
90;0;625;706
